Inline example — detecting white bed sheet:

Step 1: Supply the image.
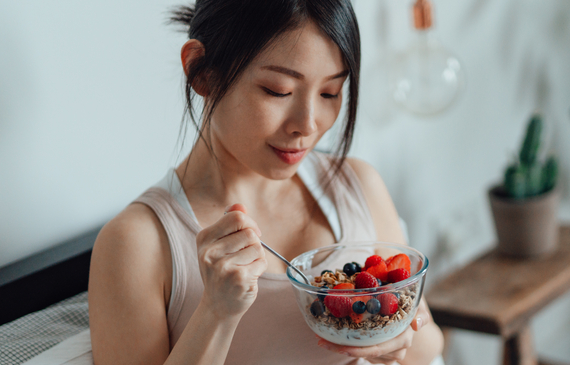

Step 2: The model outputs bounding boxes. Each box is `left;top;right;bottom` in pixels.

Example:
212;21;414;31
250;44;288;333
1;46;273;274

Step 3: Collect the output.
22;329;92;365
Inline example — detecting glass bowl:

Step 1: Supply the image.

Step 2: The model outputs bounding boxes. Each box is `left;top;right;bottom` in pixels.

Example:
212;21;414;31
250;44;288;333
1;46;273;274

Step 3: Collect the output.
286;242;428;346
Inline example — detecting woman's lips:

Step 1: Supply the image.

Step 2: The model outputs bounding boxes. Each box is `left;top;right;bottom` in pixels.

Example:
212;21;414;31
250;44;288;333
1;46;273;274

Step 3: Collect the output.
270;146;307;165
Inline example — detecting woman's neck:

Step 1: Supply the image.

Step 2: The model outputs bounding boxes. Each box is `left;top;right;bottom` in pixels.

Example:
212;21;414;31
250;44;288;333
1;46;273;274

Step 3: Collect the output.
176;137;296;211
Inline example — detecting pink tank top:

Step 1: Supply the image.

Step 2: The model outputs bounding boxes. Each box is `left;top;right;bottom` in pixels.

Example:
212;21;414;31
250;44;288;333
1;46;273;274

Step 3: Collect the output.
133;152;377;365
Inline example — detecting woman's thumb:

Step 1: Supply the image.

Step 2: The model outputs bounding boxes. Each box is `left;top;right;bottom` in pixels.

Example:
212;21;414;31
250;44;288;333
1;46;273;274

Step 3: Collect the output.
224;203;248;214
411;314;427;331
223;204;261;237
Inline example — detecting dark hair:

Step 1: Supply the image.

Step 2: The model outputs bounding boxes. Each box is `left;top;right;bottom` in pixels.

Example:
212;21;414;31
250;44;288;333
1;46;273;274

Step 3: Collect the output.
170;0;360;176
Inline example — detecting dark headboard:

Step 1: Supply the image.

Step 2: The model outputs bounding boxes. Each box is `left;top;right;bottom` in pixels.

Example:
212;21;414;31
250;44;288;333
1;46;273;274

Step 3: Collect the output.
0;227;101;325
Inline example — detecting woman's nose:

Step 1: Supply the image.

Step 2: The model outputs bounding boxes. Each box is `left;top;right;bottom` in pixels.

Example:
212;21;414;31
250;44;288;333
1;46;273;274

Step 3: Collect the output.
286;98;318;136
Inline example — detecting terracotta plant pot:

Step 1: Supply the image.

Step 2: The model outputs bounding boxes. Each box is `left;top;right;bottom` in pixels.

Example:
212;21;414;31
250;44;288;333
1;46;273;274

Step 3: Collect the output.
488;185;561;258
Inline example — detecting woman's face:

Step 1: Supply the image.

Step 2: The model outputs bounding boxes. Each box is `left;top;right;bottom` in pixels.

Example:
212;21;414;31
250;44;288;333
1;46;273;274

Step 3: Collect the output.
208;20;348;180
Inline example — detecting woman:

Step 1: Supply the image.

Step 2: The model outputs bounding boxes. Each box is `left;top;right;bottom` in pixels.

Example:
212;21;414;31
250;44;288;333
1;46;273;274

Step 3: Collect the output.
88;0;444;364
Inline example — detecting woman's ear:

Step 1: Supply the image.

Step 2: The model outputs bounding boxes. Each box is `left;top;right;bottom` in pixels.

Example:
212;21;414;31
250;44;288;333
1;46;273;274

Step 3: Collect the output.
181;39;209;96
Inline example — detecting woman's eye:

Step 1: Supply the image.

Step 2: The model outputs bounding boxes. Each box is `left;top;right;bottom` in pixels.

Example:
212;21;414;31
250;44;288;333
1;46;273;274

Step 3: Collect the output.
263;87;290;97
321;93;339;99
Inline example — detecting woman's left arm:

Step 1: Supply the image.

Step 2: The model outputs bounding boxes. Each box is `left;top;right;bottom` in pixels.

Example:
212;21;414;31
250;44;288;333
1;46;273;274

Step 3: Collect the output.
345;157;444;364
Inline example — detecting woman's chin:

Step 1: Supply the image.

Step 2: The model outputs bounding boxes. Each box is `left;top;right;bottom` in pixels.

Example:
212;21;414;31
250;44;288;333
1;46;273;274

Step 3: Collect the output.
264;168;298;181
257;162;302;181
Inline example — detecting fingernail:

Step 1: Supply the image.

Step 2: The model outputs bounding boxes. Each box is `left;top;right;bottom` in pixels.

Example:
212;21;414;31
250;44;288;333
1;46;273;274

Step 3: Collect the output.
318;343;331;350
224;205;231;213
256;229;262;237
416;317;423;330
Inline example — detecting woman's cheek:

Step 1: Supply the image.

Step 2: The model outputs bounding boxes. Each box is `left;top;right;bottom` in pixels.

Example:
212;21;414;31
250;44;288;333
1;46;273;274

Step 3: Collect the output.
321;100;342;129
251;99;290;130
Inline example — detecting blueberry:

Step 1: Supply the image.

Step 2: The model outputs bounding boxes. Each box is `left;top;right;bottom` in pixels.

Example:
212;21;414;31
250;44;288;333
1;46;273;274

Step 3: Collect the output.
352;262;362;273
352;300;366;314
310;300;325;317
321;270;333;276
343;263;357;277
317;290;327;302
394;292;400;300
366;298;381;314
377;278;382;286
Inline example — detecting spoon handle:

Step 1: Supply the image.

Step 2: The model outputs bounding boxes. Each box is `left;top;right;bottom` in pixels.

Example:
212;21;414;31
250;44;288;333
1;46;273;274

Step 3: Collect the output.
260;240;311;285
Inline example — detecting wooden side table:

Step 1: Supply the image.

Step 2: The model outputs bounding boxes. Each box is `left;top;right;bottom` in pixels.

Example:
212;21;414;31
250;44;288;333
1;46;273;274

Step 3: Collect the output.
426;225;570;365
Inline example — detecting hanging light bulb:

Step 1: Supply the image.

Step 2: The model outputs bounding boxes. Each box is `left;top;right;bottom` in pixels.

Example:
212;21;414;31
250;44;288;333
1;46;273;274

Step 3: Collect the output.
392;0;464;115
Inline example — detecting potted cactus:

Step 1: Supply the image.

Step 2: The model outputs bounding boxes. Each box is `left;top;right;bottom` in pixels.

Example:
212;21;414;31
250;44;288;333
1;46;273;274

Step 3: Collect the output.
488;114;561;257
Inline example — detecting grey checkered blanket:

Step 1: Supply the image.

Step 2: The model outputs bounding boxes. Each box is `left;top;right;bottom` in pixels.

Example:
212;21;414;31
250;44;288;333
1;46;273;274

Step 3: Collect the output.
0;292;89;365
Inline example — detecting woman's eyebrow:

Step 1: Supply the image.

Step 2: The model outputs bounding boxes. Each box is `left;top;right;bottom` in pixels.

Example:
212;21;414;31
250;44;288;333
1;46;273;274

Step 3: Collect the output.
260;65;349;81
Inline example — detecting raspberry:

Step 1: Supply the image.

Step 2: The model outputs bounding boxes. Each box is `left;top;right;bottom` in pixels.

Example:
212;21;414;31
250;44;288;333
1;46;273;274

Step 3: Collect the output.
349;311;364;324
333;283;355;290
387;268;411;283
354;272;379;289
366;261;388;282
378;293;399;316
324;295;352;318
386;253;411;272
364;255;385;271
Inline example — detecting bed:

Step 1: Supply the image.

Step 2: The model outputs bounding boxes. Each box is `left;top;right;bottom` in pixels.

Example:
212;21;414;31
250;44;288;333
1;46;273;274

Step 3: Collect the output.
0;228;100;364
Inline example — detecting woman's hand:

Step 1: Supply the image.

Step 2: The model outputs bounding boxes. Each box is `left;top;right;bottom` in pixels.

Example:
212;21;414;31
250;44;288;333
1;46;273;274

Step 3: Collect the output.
317;298;432;365
195;203;267;319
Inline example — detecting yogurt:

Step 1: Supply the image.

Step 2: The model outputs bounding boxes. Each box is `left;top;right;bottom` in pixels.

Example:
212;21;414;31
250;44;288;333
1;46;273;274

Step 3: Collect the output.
307;308;416;346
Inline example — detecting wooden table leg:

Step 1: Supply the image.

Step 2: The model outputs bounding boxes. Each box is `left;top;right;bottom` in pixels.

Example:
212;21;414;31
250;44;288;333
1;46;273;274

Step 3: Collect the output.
503;325;538;365
441;327;452;362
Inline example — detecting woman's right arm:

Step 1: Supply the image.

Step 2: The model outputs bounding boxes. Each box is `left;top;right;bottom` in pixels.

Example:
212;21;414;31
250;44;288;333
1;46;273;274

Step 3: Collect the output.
89;203;266;365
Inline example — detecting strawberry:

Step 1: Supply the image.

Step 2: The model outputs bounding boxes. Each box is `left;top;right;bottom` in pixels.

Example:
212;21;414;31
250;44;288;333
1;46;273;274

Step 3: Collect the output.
324;295;352;318
354;272;379;289
349;310;364;324
364;255;385;271
386;253;411;272
349;295;373;324
387;268;410;283
333;283;355;290
378;293;399;316
366;261;388;282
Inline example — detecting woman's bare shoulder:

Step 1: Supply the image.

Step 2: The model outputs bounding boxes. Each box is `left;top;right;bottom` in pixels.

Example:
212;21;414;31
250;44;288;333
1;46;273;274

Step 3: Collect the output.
93;203;170;268
345;157;406;244
88;203;172;363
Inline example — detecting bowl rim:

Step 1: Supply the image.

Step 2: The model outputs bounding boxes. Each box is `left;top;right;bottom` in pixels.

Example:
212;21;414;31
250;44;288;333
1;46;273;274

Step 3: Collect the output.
286;241;429;293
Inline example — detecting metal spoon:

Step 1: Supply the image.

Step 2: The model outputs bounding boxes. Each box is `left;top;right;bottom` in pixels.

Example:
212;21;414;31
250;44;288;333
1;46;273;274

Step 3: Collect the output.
260;240;311;285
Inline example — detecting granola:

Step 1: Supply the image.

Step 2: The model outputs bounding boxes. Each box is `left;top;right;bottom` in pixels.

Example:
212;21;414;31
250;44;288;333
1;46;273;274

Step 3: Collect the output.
309;270;418;330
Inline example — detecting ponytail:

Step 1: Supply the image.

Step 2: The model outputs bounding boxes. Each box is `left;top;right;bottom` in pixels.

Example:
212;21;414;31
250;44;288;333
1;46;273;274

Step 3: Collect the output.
169;6;196;32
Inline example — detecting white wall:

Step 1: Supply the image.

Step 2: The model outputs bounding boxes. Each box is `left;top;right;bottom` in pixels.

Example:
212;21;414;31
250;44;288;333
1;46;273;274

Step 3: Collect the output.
0;0;189;264
1;0;569;363
350;0;570;363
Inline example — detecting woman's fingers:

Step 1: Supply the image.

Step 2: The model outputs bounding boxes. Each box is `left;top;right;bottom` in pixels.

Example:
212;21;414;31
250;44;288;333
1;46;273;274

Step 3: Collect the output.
246;254;268;277
207;228;261;257
225;203;248;215
195;203;269;318
199;210;262;245
411;297;430;332
224;239;265;266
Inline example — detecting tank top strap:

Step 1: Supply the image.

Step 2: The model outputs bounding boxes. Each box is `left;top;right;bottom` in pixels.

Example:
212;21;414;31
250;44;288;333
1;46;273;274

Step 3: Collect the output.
131;187;203;336
309;152;378;243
